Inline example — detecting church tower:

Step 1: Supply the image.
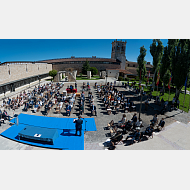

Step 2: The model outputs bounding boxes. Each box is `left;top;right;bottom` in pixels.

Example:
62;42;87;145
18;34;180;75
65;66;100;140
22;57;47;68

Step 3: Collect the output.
111;39;127;70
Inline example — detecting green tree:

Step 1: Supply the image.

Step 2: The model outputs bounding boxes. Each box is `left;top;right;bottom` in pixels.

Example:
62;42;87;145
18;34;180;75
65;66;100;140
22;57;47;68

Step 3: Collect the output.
49;69;58;81
162;69;171;87
82;59;90;75
150;39;164;89
90;67;98;77
137;46;147;81
160;46;170;92
171;39;190;98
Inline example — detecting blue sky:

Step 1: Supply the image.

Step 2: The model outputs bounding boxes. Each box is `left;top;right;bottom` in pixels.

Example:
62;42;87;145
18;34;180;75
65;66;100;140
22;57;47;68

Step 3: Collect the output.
0;39;168;64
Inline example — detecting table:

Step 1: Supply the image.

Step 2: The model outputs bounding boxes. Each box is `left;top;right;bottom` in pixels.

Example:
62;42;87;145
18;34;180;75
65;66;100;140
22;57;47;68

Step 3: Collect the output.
66;88;77;93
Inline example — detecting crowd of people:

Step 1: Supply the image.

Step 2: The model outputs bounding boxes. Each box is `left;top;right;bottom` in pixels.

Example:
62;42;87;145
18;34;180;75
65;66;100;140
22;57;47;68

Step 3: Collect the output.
0;82;65;117
96;82;136;115
0;79;170;151
107;112;165;150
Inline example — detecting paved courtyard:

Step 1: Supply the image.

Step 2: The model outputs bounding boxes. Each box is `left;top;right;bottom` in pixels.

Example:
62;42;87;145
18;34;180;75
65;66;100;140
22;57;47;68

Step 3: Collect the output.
0;77;190;150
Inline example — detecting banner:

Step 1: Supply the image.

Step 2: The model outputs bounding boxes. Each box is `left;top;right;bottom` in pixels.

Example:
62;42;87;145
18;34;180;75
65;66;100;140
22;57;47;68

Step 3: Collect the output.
147;70;150;82
168;73;172;89
156;70;160;86
184;76;187;95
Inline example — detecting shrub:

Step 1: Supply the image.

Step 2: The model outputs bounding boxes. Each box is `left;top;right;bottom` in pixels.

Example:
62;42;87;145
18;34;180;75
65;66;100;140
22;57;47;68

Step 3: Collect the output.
118;76;124;81
49;69;58;80
149;78;153;82
90;67;98;76
135;76;139;81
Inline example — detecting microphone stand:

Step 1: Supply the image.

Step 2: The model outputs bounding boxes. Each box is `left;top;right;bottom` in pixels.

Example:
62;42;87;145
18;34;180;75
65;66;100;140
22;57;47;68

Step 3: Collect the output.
82;118;87;134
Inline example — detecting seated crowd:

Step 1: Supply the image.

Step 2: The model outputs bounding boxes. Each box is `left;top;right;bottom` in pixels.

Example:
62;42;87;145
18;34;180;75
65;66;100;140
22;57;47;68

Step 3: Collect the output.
0;82;65;116
96;82;136;115
106;112;165;150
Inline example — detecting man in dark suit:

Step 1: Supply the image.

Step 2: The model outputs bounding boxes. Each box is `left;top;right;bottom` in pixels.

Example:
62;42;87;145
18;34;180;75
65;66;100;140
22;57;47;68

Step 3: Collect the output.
158;118;165;130
73;115;83;136
79;103;84;115
131;113;137;123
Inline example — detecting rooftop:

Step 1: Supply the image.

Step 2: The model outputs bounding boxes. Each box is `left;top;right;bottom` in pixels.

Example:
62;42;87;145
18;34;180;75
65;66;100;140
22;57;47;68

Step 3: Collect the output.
39;57;120;63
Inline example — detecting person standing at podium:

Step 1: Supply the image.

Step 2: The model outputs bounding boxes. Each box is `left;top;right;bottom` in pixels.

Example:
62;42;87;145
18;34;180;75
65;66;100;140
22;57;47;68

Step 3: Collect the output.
73;115;83;136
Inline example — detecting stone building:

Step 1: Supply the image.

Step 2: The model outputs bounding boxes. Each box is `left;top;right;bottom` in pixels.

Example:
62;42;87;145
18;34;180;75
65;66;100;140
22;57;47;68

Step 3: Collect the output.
0;62;52;96
40;57;121;74
125;61;153;78
111;39;127;70
0;39;153;96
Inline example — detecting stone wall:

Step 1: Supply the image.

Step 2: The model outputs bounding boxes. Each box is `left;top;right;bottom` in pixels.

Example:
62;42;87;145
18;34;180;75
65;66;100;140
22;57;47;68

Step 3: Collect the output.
107;70;119;78
52;63;120;74
0;63;52;85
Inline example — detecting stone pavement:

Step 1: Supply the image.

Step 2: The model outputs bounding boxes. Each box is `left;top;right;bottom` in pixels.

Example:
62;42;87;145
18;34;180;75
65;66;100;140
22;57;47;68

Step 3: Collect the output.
0;77;189;150
114;121;190;150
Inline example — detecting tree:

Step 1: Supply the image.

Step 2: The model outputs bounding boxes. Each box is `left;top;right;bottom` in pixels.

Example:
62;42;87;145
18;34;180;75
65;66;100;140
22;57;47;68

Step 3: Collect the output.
90;67;98;77
150;39;164;88
137;46;147;81
162;69;171;87
82;59;90;75
171;39;190;98
49;69;58;81
160;46;170;92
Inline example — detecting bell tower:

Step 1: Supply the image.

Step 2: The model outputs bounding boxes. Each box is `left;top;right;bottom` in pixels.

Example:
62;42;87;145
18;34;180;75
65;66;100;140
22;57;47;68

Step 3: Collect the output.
111;39;127;70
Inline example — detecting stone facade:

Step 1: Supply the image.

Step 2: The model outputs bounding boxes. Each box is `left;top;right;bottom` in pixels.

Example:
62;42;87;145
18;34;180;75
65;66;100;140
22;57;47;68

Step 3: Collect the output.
52;63;120;74
0;63;52;85
0;63;52;95
87;71;91;79
111;40;127;70
106;69;119;78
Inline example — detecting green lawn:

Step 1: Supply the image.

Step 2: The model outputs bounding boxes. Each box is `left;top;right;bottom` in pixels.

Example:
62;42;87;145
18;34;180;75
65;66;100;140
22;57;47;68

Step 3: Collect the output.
76;76;100;80
122;79;190;112
151;90;190;113
181;86;190;91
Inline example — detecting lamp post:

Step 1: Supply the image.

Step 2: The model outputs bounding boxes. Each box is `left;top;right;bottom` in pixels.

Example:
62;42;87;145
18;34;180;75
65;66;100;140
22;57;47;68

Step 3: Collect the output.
105;71;107;85
138;80;143;120
38;75;40;87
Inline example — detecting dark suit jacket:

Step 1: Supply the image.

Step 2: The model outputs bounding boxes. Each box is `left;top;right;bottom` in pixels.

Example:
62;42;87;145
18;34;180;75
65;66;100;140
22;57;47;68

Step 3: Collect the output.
90;105;96;111
132;116;137;122
74;119;83;129
159;120;165;127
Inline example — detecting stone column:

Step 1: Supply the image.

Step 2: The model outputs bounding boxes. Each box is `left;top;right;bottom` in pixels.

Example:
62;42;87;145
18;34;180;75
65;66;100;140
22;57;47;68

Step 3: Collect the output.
87;71;91;79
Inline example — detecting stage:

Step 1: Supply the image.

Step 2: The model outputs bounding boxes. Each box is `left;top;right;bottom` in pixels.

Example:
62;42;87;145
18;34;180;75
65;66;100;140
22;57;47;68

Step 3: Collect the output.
0;114;97;150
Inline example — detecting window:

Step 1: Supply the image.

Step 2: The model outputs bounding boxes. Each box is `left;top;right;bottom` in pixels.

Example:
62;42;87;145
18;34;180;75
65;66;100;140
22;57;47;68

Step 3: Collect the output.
133;65;135;67
128;64;130;67
8;65;10;75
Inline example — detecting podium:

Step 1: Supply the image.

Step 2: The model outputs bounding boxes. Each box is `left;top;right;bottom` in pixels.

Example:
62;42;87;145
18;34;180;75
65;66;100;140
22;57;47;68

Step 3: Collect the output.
18;126;59;145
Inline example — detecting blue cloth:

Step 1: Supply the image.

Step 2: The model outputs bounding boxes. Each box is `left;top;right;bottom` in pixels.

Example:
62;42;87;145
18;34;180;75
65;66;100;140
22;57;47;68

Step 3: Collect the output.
1;124;84;150
10;113;97;131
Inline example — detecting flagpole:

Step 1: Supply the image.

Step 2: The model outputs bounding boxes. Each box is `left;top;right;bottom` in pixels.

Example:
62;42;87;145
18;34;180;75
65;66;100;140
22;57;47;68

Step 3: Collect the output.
139;79;142;120
183;76;188;112
168;73;172;102
182;92;186;112
168;88;170;102
188;91;190;112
